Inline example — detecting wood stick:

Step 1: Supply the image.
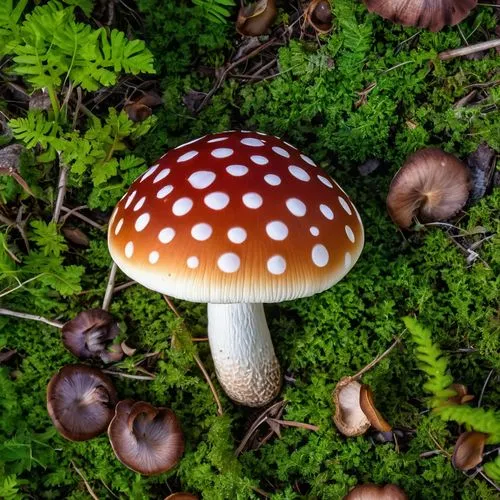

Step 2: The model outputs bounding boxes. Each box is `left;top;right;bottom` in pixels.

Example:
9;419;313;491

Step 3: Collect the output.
102;263;118;311
53;162;69;224
71;462;99;500
0;307;63;329
439;39;500;61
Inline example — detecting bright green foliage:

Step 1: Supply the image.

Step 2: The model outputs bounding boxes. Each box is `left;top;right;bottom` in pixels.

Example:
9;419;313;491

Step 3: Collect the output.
403;317;456;407
192;0;235;24
0;0;27;56
484;456;500;482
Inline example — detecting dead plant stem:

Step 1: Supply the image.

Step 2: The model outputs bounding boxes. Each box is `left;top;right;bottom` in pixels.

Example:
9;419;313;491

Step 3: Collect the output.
352;335;402;380
439;39;500;61
102;263;118;311
0;307;63;329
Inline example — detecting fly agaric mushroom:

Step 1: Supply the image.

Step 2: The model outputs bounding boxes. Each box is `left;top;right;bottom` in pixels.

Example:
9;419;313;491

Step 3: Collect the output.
386;148;471;229
47;364;118;441
108;131;364;407
108;400;184;475
363;0;477;32
344;483;408;499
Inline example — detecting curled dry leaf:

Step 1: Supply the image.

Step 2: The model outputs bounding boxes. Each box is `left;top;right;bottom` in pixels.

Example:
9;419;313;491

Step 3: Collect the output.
452;431;488;471
62;309;123;363
108;400;184;475
236;0;277;37
305;0;333;34
363;0;477;32
359;384;392;432
447;383;475;405
386;148;471;228
0;144;34;197
333;377;370;436
124;91;163;122
345;483;408;499
62;226;90;247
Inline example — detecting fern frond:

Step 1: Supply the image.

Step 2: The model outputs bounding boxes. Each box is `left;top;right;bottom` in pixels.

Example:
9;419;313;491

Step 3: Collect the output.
484;456;500;481
9;111;60;149
192;0;235;24
0;0;28;56
403;316;455;407
434;405;500;443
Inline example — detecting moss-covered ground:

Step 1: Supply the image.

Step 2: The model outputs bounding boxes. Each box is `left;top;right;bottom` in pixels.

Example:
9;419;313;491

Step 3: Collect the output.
1;1;499;498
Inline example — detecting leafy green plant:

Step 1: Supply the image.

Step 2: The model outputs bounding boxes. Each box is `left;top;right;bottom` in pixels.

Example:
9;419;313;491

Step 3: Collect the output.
192;0;236;24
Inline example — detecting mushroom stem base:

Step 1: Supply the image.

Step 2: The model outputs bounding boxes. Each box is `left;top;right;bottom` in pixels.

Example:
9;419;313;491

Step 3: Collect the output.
207;303;281;407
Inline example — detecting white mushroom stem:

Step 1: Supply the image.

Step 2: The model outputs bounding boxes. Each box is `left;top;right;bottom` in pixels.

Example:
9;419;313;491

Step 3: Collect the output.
207;303;281;407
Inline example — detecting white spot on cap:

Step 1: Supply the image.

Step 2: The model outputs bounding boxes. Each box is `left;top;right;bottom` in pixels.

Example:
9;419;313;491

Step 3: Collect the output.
267;255;286;275
159;228;175;244
153;169;171;183
227;227;247;244
149;251;160;264
289;165;310;182
135;213;150;232
345;225;355;243
301;154;316;166
125;241;134;258
318;175;333;188
339;196;353;215
286;198;307;217
251;155;269;165
205;192;230;210
226;165;248;176
207;137;228;143
241;138;264;147
211;148;233;158
187;256;199;269
178;150;199;162
157;185;173;199
242;192;263;209
114;218;124;235
172;197;193;216
312;244;329;267
125;190;137;209
310;226;319;236
272;146;290;158
266;221;288;241
188;171;216;189
217;253;240;273
320;204;334;220
191;223;213;241
141;164;159;182
284;141;297;149
345;252;352;269
264;174;281;186
133;196;146;212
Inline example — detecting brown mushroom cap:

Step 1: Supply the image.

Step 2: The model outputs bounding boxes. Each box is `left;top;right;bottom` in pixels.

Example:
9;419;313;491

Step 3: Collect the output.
333;377;371;437
386;148;470;228
62;309;123;363
108;131;364;304
345;483;408;499
305;0;333;34
452;431;488;471
236;0;277;37
359;384;392;432
363;0;477;32
108;400;184;475
47;364;118;441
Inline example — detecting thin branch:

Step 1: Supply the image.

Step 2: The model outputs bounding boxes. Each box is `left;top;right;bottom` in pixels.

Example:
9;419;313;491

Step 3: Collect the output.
439;39;500;61
101;369;155;381
0;307;63;329
478;369;494;408
71;461;99;500
102;263;118;311
267;418;319;432
60;206;105;230
113;280;136;293
479;470;500;492
352;335;403;380
53;161;69;224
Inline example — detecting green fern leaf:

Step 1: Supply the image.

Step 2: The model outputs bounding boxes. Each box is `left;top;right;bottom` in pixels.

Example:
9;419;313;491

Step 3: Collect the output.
484;456;500;482
0;0;27;56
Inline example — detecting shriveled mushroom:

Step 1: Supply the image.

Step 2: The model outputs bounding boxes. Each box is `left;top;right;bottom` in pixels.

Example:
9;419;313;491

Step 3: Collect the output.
386;148;471;228
108;400;184;475
108;131;364;407
62;309;123;363
305;0;333;34
452;431;488;471
334;378;391;436
363;0;477;32
47;364;118;441
236;0;277;36
345;483;408;499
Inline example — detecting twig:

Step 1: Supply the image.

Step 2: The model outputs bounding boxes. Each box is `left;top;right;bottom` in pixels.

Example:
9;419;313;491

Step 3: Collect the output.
60;206;105;230
101;369;155;381
478;369;494;408
479;470;500;492
113;280;136;293
352;336;403;380
53;161;69;224
0;307;63;329
439;39;500;61
71;461;99;500
192;337;209;342
267;418;319;432
163;295;224;416
102;263;118;311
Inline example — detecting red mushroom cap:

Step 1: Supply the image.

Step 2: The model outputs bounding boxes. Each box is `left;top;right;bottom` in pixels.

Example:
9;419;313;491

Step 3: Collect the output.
108;131;364;303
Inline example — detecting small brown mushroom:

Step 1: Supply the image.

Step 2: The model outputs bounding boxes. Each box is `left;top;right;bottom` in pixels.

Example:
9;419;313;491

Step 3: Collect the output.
305;0;333;34
62;309;123;363
386;148;471;228
108;400;184;475
359;384;392;432
47;365;118;441
236;0;277;37
363;0;477;32
345;483;408;499
452;431;488;471
447;384;475;405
